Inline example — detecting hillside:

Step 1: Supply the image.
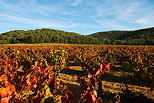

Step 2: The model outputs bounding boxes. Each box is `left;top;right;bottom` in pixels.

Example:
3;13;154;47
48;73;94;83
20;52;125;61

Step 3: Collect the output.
88;27;154;45
0;27;154;45
0;28;100;44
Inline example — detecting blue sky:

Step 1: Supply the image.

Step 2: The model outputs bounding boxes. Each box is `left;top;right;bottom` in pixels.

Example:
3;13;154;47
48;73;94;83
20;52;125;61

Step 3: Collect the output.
0;0;154;35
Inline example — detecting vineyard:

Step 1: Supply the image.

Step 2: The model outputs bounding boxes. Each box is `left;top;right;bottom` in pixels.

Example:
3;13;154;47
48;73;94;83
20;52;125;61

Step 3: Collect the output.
0;45;154;103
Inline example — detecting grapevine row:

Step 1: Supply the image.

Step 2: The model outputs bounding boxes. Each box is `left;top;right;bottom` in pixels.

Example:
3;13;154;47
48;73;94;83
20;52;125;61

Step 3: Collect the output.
0;45;153;103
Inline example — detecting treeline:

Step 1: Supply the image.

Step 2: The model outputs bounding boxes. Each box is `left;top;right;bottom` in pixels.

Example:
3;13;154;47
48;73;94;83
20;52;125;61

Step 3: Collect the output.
88;27;154;45
0;27;154;45
0;28;101;44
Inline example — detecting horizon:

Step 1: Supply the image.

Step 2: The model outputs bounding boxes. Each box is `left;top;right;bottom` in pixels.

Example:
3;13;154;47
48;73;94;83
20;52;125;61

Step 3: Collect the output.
1;26;154;35
0;0;154;35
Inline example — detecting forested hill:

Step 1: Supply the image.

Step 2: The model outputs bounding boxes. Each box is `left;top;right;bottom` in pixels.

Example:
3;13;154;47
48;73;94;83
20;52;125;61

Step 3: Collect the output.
88;27;154;45
0;27;154;45
0;28;101;44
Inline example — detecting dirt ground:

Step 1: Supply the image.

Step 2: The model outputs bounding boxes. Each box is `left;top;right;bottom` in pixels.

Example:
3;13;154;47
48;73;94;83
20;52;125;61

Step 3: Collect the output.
54;65;154;103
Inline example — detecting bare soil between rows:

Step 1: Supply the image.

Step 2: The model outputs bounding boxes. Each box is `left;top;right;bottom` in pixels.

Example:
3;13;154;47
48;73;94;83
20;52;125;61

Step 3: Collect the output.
54;65;154;103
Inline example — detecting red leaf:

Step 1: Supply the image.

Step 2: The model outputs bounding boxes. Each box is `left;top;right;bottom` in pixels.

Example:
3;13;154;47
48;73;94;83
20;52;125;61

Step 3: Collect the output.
26;85;33;90
63;89;77;103
32;76;38;84
0;74;8;82
1;97;10;103
83;90;97;103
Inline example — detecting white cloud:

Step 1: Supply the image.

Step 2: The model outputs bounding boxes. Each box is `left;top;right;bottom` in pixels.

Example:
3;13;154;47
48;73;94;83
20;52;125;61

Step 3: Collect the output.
94;19;131;30
90;0;154;30
0;14;37;24
135;15;154;26
136;18;148;25
69;0;83;6
0;14;69;28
